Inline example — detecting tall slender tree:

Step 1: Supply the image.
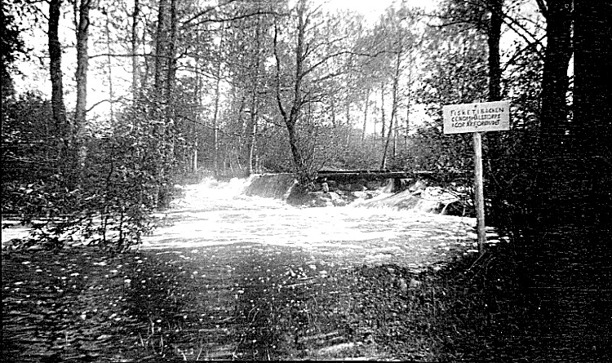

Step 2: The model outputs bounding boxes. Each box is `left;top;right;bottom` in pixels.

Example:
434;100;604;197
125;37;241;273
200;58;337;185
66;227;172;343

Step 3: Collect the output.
131;0;140;100
48;0;68;140
273;0;312;184
74;0;91;134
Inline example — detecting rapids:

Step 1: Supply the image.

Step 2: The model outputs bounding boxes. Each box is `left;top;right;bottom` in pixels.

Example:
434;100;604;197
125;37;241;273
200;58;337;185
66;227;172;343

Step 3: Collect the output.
2;176;499;265
141;177;491;266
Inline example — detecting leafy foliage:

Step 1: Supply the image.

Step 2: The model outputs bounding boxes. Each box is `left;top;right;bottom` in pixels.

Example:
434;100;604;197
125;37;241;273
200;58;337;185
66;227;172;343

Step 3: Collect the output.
2;96;176;252
0;0;30;93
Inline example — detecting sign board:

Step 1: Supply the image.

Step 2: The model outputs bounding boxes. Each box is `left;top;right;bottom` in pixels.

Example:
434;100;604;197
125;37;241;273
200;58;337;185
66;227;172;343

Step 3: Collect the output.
443;100;510;134
442;99;510;255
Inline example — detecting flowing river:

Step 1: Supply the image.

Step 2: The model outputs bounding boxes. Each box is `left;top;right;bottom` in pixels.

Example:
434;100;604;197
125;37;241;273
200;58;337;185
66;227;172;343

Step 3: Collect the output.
1;177;509;361
141;177;493;268
2;176;496;267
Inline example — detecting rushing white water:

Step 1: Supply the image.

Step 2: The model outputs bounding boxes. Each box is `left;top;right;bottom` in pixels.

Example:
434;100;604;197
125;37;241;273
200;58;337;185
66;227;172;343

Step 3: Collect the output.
2;177;498;265
141;178;487;266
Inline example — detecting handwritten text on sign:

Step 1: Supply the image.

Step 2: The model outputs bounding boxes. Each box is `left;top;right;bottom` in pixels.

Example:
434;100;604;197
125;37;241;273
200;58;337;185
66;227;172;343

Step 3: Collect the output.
443;101;510;134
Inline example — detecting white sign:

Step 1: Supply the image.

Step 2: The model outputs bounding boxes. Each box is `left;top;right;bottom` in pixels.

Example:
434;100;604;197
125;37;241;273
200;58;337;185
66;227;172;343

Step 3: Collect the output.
443;100;510;134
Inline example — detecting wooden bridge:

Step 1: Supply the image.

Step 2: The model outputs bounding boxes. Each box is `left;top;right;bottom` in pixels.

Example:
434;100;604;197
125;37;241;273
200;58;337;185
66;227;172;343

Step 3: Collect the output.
315;169;471;184
215;169;471;185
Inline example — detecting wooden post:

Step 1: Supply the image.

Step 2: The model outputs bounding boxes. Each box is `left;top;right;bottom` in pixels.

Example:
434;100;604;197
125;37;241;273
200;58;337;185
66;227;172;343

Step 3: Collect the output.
443;101;510;254
473;132;486;254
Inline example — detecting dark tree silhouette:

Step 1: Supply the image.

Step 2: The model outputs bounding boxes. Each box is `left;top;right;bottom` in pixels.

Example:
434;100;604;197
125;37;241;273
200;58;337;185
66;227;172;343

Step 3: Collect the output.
572;1;612;225
533;0;573;224
48;0;68;139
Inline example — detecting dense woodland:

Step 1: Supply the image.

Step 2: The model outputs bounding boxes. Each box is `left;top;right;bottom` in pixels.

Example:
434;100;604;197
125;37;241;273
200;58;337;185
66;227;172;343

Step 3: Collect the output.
1;0;611;250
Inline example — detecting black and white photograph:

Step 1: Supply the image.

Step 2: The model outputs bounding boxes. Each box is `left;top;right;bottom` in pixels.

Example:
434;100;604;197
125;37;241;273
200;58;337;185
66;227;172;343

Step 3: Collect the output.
2;0;610;361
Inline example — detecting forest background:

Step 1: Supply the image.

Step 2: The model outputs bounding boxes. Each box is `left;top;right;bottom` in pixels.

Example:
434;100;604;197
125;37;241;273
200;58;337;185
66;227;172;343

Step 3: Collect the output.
1;0;610;251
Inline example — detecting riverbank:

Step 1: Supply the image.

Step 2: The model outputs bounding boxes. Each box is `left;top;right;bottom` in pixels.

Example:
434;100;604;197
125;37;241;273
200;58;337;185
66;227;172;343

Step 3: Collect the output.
0;238;508;361
1;242;460;361
4;225;611;361
4;178;609;361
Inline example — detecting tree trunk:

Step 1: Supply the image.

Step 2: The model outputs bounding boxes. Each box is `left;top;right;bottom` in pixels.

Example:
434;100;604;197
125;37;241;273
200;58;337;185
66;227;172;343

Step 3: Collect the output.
247;111;257;175
362;88;370;141
154;0;169;93
165;0;177;102
104;10;114;122
48;0;68;141
483;0;503;229
572;0;612;225
330;96;337;127
247;20;262;176
164;0;177;161
212;62;222;175
345;98;351;148
380;81;386;139
286;116;307;183
273;0;313;185
193;24;202;174
131;0;139;100
74;0;90;134
487;0;503;102
405;78;411;149
535;0;573;222
539;0;573;150
381;51;402;169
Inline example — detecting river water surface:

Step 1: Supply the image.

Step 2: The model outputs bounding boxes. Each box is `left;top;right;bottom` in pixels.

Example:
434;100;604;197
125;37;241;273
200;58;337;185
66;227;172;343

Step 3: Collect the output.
142;177;490;267
3;178;609;361
2;177;505;361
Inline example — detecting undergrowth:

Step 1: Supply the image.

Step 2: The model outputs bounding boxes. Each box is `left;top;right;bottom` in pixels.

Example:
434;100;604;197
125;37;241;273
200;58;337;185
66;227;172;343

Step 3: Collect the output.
2;242;561;361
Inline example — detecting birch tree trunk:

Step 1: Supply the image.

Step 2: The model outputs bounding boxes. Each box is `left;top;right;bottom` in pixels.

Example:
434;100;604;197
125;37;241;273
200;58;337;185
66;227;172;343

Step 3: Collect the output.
74;0;91;133
212;61;222;174
361;88;370;141
246;12;264;175
381;50;402;169
104;10;114;122
380;81;386;140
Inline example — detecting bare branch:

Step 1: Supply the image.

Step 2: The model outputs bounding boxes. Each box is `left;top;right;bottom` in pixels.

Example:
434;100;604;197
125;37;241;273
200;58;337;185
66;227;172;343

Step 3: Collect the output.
273;20;287;120
89;52;158;59
86;97;127;113
312;70;346;84
183;10;280;29
182;0;240;26
301;49;390;81
535;0;548;19
499;11;545;56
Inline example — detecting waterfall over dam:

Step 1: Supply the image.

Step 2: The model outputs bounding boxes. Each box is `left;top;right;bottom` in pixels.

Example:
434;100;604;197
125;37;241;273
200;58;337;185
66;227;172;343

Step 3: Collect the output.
2;174;484;250
236;172;470;216
143;175;489;257
243;173;298;200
